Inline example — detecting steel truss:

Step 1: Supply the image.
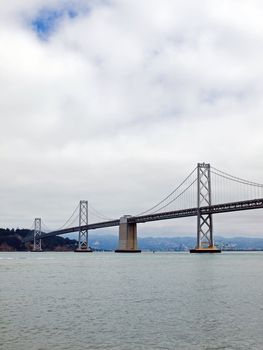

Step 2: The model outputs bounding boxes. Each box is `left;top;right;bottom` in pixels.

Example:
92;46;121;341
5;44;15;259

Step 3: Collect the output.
77;200;89;250
197;163;214;248
33;218;42;251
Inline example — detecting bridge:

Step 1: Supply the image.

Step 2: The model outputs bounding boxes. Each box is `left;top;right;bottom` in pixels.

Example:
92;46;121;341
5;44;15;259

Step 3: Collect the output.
25;163;263;253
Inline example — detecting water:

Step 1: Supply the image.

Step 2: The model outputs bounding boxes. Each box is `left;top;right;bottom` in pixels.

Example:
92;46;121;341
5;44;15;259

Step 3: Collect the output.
0;252;263;350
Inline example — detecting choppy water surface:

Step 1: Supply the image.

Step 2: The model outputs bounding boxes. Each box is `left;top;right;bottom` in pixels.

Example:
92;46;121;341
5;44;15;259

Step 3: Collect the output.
1;252;263;350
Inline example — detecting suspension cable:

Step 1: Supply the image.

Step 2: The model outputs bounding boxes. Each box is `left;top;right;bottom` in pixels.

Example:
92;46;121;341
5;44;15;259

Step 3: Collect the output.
148;178;197;214
63;213;80;229
29;221;35;231
89;204;113;221
211;169;263;188
56;203;80;230
41;221;51;232
136;166;197;216
211;167;263;187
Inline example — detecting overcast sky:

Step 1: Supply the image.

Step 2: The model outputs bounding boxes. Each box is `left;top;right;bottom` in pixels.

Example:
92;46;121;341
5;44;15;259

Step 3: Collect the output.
1;0;263;237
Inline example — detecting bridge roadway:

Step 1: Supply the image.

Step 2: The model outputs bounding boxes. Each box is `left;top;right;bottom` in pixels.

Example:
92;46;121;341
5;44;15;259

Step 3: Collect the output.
30;197;263;241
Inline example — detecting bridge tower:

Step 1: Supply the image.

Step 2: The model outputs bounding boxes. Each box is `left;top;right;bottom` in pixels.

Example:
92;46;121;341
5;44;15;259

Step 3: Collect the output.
190;163;221;253
115;216;141;253
33;218;42;252
75;200;92;252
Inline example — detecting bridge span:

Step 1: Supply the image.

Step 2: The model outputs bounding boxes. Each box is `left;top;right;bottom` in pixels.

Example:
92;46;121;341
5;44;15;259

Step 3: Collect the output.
27;197;263;252
26;163;263;253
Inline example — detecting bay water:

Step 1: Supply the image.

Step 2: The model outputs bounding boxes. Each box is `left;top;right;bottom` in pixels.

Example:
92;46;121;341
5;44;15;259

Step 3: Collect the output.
1;252;263;349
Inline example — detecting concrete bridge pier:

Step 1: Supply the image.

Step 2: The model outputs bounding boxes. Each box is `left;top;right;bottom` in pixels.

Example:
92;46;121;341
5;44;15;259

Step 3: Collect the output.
115;216;141;253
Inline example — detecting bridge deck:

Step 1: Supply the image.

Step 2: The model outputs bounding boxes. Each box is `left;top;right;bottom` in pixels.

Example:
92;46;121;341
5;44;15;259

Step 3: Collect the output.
25;198;263;241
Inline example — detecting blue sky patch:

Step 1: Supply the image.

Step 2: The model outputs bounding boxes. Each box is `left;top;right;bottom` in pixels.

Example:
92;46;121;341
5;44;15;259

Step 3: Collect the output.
31;7;82;40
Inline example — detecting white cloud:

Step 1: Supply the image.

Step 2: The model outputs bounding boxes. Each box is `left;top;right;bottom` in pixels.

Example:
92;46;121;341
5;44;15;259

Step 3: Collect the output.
1;0;263;238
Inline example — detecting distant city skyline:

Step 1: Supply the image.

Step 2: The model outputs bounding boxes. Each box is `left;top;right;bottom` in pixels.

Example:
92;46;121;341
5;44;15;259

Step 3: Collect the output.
1;1;263;237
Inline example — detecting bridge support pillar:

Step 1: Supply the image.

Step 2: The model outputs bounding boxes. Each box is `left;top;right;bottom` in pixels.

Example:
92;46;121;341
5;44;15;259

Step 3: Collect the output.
75;200;92;253
115;216;141;253
33;218;42;252
190;163;221;253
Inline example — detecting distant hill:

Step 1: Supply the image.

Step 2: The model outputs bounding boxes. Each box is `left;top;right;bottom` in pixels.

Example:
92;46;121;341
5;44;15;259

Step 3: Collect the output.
89;235;263;251
1;228;263;251
0;228;77;251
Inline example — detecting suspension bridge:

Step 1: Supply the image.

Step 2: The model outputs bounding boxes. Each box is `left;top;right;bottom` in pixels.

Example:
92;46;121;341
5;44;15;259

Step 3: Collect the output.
25;163;263;253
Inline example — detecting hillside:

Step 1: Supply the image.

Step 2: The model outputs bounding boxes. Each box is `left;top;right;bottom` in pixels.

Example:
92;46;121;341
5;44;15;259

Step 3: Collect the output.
1;229;263;251
0;228;77;251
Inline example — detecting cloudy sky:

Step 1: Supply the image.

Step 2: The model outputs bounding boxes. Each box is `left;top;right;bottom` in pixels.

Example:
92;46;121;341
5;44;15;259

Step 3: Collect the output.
1;0;263;237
